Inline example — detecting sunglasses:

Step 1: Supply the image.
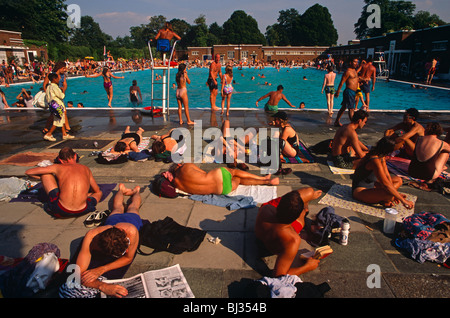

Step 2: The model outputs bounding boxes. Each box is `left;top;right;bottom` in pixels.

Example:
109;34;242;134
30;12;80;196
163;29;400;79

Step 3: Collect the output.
113;237;130;258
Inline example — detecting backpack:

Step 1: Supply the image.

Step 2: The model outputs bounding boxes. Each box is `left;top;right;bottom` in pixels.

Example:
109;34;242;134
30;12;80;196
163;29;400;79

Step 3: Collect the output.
137;217;206;255
152;174;178;198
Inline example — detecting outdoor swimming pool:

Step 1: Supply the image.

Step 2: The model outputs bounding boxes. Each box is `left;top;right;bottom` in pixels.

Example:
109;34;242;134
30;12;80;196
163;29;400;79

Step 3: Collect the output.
3;66;450;112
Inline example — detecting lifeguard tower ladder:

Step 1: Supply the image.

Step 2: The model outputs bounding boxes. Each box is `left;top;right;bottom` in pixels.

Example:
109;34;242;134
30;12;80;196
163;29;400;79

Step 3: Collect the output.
148;40;178;114
374;51;389;80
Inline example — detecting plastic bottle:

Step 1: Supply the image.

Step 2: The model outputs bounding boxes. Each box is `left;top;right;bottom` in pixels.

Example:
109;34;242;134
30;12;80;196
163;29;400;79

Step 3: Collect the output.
340;218;350;245
383;208;398;234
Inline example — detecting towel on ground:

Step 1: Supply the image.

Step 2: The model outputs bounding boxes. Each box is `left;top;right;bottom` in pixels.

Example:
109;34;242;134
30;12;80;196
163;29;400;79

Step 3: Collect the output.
9;183;116;203
0;152;58;167
189;194;256;210
258;275;302;298
228;185;277;204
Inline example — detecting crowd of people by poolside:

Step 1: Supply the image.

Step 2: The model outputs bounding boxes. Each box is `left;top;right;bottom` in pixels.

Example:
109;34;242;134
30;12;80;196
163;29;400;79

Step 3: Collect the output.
1;26;449;298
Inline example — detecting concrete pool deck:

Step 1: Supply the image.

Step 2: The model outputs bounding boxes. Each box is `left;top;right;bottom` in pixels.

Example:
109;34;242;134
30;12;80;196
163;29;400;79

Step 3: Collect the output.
0;107;449;299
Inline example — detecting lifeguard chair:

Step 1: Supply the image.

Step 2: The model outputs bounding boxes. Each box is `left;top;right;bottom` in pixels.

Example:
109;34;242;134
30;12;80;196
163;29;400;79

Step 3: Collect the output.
147;39;178;115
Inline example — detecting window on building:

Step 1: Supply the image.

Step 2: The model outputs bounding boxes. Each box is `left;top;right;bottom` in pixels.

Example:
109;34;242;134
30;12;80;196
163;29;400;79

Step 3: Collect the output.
432;41;448;51
241;51;248;58
227;51;235;59
192;51;199;56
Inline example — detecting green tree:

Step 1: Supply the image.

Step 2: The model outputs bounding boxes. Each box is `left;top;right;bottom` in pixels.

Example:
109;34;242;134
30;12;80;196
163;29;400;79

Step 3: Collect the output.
222;11;266;44
69;16;111;49
412;11;446;29
0;0;69;42
297;4;338;46
354;0;416;39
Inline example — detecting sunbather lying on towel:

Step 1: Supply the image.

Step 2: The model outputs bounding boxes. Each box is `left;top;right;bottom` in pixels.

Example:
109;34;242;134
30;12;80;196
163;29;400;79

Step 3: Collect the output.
255;187;322;277
169;163;279;195
110;126;144;155
352;137;414;210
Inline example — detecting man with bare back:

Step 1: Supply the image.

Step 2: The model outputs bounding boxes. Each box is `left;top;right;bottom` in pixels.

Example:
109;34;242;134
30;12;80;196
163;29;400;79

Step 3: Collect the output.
331;109;369;169
334;58;360;127
255;187;322;277
169;163;279;195
25;147;102;218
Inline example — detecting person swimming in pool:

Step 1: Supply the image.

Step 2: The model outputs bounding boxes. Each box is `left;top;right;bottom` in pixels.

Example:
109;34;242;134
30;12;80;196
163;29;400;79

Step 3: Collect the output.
255;188;322;277
129;80;142;104
255;85;296;114
168;163;279;196
175;63;195;125
86;67;124;108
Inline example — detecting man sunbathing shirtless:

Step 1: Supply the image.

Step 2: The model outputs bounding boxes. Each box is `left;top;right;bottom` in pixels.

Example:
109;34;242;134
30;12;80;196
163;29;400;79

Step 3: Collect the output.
255;187;322;277
169;163;279;195
25;147;102;218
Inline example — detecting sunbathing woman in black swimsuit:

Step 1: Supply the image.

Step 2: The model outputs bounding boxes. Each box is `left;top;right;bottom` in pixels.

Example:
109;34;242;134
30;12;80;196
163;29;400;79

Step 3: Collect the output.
352;136;414;210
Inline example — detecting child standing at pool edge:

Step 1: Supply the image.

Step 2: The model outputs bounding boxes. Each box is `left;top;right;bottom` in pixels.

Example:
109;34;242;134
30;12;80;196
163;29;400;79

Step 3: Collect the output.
221;65;234;117
43;73;74;141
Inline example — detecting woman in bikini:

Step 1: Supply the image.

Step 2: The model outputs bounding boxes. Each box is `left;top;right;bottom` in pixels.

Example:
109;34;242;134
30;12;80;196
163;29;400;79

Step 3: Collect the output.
221;65;233;116
175;64;194;125
86;67;124;108
408;122;450;185
111;126;144;155
352;136;414;209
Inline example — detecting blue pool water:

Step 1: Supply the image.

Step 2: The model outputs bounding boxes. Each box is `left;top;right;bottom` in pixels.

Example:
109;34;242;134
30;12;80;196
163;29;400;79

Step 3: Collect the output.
3;67;450;111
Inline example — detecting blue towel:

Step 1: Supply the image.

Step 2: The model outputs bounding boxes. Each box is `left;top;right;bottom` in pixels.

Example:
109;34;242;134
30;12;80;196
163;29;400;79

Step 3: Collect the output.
189;194;256;210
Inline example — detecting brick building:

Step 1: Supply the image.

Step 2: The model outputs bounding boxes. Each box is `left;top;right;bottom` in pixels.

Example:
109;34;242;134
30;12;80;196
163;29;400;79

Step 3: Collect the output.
0;30;48;65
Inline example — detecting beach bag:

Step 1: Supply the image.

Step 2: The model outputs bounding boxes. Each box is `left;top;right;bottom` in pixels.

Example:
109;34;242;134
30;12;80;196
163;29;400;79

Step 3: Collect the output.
48;100;64;119
137;217;206;255
152;174;178;198
33;91;46;108
26;252;60;293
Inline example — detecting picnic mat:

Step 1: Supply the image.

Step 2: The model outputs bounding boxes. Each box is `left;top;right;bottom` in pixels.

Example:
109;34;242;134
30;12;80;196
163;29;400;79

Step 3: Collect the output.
9;183;117;203
318;184;417;222
0;152;57;166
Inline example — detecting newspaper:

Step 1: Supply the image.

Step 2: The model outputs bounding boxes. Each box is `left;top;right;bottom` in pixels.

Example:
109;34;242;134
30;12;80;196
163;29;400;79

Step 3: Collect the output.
101;264;194;298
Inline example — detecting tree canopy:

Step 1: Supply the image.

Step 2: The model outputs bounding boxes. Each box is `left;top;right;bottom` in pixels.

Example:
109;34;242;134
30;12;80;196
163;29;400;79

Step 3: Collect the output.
265;4;338;46
354;0;447;39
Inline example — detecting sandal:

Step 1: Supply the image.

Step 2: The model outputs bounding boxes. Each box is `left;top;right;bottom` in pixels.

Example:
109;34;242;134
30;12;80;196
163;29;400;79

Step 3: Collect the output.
275;167;292;176
408;181;432;192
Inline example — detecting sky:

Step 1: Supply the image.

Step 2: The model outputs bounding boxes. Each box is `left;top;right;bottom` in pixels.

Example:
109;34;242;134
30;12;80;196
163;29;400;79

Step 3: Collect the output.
70;0;450;45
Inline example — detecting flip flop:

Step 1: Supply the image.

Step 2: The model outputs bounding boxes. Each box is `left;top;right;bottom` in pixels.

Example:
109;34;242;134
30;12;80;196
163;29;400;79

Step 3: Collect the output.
408;181;432;192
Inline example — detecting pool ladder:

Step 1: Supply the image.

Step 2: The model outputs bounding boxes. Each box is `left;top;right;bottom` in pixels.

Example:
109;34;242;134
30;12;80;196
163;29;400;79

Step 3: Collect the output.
148;40;178;115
